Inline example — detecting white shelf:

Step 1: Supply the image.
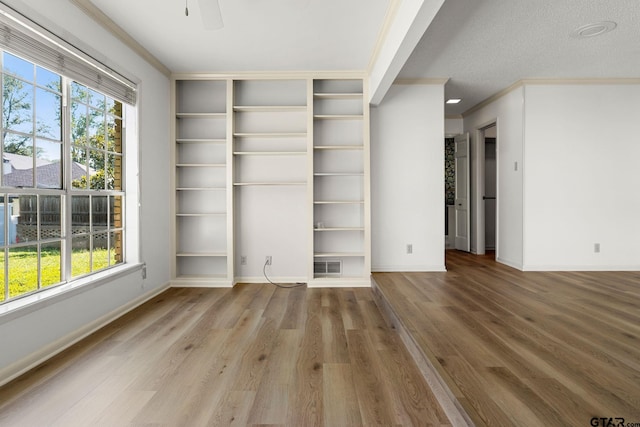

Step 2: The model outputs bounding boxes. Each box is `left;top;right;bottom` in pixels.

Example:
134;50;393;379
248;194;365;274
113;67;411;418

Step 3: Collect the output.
176;163;225;167
314;227;364;231
234;132;307;138
314;252;365;258
314;172;364;177
233;105;306;112
176;187;226;191
177;252;227;257
314;115;363;120
314;200;364;205
233;182;306;186
233;151;306;156
177;112;226;118
176;213;226;217
313;93;363;99
314;145;363;150
176;138;226;144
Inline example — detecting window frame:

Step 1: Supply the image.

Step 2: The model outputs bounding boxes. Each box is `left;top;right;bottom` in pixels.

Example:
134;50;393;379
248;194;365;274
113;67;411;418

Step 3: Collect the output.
0;51;128;305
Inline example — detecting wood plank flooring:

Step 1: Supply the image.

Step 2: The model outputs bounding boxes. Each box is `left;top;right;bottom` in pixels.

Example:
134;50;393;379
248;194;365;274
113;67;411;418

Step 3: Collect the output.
373;251;640;427
0;285;450;426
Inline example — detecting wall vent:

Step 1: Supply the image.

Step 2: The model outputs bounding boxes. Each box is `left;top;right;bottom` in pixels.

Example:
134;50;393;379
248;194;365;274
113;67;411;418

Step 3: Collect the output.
314;260;342;277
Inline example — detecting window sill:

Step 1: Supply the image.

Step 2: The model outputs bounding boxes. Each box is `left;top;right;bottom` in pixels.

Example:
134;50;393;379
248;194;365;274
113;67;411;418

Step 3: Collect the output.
0;263;144;324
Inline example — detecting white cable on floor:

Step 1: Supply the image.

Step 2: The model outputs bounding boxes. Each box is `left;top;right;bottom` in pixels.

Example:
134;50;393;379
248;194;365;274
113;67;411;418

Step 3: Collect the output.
263;259;306;289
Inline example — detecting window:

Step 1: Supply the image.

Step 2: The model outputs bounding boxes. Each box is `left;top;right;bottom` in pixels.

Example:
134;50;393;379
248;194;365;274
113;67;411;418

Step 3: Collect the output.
0;51;126;304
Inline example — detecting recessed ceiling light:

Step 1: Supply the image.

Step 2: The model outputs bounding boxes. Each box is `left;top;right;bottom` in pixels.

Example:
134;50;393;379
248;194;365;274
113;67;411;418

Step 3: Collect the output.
446;98;462;104
571;21;617;38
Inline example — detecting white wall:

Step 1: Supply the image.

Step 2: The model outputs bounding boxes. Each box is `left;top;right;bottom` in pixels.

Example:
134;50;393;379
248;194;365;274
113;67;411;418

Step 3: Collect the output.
0;0;171;384
445;117;463;136
464;87;524;268
522;84;640;270
371;83;445;271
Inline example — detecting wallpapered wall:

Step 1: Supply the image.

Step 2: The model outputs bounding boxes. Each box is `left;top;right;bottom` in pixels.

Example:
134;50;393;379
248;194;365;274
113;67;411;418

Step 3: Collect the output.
445;137;455;206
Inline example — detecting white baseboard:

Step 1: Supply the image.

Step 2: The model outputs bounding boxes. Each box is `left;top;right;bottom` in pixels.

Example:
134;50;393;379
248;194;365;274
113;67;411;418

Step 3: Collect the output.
522;264;640;271
233;276;307;284
307;277;371;288
372;265;447;272
496;257;523;270
0;283;170;387
171;279;233;288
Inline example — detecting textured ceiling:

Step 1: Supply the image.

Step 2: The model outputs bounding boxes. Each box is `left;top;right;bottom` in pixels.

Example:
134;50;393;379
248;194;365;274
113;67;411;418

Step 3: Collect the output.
67;0;640;114
89;0;390;73
398;0;640;116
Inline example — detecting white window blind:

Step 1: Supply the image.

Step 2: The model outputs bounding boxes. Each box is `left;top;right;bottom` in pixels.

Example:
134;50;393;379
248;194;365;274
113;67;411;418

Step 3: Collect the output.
0;4;137;105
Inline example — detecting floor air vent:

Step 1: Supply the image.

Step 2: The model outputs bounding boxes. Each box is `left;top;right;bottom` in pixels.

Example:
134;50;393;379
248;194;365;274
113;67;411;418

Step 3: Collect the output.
314;260;342;277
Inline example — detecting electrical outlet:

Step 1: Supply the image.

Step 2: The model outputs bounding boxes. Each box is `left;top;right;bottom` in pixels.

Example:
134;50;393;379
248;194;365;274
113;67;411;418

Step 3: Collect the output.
240;256;247;265
594;243;600;253
141;263;147;280
406;244;413;254
265;256;272;265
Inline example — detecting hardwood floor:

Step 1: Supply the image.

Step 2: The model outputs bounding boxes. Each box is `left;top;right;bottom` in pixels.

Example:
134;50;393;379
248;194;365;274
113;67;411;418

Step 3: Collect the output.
373;251;640;427
0;285;450;426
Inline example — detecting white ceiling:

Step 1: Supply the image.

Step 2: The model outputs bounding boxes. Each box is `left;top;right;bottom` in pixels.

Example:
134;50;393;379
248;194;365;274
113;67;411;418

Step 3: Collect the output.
89;0;390;73
399;0;640;115
82;0;640;115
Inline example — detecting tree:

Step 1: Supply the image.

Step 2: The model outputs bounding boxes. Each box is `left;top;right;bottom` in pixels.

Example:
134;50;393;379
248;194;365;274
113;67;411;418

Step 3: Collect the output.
70;83;121;190
2;73;57;158
2;74;34;156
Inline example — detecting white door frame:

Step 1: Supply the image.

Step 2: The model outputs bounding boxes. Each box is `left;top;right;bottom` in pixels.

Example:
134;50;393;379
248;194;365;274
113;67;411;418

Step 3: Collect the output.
472;120;498;256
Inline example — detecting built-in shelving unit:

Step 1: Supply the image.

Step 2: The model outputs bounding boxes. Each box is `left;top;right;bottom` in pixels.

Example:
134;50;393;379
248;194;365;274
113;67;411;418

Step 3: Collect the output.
232;79;307;187
172;79;231;284
172;75;369;287
311;78;370;284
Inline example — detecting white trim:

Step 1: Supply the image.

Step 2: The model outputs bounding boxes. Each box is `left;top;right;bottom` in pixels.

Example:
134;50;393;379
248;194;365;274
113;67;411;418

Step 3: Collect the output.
367;0;401;73
522;265;640;272
372;265;447;272
496;257;523;271
172;71;368;81
307;277;371;288
232;276;307;285
0;281;170;387
69;0;170;77
0;263;144;323
170;279;234;288
463;78;640;117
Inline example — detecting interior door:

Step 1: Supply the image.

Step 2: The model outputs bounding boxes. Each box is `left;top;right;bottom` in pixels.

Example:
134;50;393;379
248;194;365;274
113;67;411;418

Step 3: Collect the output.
454;133;470;252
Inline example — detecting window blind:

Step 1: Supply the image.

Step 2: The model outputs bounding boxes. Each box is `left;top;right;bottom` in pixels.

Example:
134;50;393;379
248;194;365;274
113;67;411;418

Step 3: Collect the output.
0;4;137;105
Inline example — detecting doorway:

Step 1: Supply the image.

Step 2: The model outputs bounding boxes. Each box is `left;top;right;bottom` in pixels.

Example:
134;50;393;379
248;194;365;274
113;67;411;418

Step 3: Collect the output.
474;123;497;257
483;125;496;258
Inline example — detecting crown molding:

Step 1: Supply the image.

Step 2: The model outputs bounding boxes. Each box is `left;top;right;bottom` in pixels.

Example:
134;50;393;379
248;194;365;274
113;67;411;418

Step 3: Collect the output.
171;70;369;81
367;0;401;73
461;80;524;117
462;78;640;117
69;0;171;77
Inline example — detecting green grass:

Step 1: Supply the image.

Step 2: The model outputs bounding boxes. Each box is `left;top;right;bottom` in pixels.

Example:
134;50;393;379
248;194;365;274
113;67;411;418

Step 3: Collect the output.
0;248;116;302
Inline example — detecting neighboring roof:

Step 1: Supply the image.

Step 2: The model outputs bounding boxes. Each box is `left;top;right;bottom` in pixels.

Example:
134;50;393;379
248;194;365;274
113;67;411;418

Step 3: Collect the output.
2;153;89;188
3;152;50;170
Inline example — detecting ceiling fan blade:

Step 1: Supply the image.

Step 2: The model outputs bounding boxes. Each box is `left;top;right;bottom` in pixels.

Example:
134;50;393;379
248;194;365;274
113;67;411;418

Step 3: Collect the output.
198;0;223;30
